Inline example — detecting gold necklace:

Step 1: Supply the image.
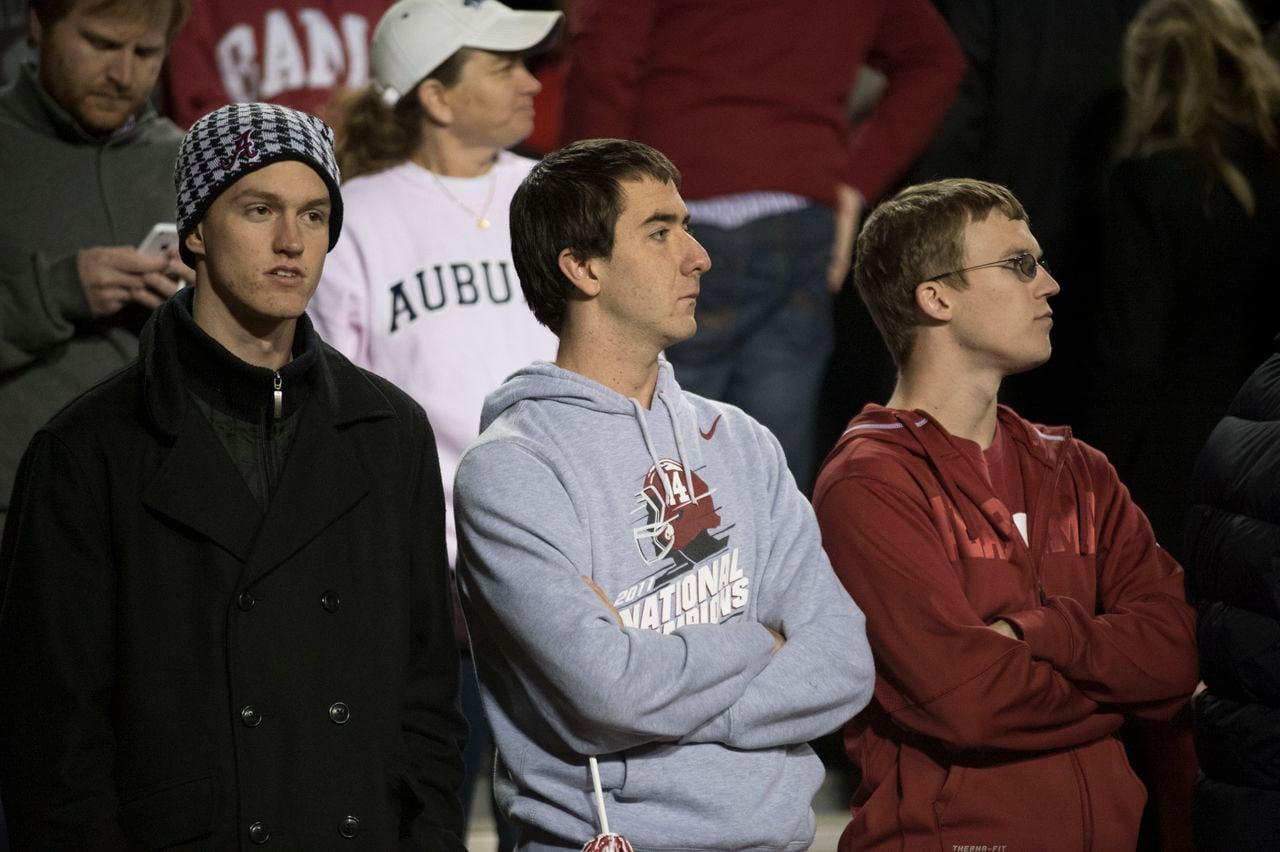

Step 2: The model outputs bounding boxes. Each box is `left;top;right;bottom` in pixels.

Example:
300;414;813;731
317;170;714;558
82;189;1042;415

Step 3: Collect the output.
427;166;497;230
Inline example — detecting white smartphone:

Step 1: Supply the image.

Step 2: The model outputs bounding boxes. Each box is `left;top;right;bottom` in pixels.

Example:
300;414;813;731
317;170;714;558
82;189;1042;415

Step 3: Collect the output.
137;223;178;256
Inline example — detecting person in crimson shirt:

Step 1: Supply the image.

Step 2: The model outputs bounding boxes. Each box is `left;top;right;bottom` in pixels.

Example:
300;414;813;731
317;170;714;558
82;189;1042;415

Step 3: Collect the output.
161;1;392;127
560;0;964;492
812;178;1199;851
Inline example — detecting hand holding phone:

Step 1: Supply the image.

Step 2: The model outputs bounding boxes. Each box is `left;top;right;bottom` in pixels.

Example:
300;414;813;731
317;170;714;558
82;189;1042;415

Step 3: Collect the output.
136;223;193;290
137;223;178;257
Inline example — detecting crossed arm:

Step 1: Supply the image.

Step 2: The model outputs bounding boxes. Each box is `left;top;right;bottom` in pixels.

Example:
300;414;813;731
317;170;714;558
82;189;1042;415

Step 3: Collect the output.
455;437;871;756
815;451;1198;753
999;450;1199;717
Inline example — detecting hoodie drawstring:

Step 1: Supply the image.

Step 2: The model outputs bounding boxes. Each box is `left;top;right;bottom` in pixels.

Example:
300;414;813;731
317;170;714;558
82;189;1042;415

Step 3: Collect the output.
658;391;697;500
630;398;672;503
904;413;987;543
630;391;697;505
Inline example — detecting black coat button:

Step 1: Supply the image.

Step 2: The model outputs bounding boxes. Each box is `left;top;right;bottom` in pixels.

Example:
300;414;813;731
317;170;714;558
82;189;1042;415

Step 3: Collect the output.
240;705;262;727
328;701;350;724
320;590;341;613
338;815;360;838
237;592;255;612
248;821;270;844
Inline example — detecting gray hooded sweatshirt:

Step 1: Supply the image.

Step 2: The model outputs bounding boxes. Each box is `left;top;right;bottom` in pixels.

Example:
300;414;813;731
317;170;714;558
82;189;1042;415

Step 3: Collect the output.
455;360;873;851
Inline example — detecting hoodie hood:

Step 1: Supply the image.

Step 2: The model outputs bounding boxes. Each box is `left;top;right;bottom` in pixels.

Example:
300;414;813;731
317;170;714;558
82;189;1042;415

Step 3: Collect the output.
479;358;704;510
479;359;662;430
831;403;1074;546
835;403;1071;462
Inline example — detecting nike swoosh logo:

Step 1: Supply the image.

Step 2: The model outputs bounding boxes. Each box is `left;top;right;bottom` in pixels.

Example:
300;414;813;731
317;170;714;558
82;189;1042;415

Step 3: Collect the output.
699;414;722;441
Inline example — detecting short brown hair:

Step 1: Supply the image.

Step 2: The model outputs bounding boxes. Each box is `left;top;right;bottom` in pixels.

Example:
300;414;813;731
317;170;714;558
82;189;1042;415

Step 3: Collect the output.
854;178;1027;367
511;138;682;335
30;0;191;44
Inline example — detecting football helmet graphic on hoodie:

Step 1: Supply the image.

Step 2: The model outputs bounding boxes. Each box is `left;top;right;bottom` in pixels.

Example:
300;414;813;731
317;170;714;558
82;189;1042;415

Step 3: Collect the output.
633;459;724;565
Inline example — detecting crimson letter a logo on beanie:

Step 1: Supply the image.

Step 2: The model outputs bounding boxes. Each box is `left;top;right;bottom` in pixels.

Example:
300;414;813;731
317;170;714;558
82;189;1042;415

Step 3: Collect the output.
220;129;262;172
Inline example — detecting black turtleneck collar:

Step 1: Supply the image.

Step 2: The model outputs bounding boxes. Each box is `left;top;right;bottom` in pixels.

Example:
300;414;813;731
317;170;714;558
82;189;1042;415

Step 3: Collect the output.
140;285;398;439
169;286;320;424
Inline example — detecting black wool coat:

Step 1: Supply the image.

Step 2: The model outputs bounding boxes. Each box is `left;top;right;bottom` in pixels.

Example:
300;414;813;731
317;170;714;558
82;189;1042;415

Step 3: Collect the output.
0;293;467;850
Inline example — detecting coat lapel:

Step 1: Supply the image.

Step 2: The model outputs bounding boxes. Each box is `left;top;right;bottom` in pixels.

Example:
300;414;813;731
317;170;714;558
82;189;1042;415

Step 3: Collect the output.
142;408;263;562
137;296;392;581
240;400;372;585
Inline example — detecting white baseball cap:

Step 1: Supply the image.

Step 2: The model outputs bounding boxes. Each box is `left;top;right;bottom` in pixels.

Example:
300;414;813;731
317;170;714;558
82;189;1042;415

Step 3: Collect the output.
373;0;565;105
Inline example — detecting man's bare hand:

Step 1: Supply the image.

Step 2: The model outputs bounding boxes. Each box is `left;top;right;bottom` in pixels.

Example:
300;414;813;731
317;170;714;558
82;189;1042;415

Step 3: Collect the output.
766;626;785;655
826;182;863;293
78;246;176;317
986;618;1020;640
134;248;193;306
583;576;623;626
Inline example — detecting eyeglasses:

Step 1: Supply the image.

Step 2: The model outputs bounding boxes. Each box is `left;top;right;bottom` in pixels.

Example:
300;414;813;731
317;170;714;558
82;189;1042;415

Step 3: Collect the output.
928;252;1049;283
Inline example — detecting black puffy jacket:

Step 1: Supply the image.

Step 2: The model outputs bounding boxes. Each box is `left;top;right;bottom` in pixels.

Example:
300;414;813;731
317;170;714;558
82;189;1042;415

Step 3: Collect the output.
1186;342;1280;851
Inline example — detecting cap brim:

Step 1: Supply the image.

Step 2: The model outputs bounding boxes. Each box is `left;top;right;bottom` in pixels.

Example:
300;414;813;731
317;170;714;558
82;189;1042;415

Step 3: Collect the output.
465;10;564;57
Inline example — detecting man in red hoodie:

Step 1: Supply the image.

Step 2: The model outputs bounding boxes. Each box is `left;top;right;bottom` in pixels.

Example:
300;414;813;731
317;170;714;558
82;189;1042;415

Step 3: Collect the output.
813;178;1198;851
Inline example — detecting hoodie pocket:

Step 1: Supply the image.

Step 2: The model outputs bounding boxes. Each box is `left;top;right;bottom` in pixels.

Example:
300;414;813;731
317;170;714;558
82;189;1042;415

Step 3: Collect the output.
616;742;675;803
1083;736;1147;849
931;752;1087;850
616;741;819;849
119;774;215;850
933;764;967;827
594;751;626;794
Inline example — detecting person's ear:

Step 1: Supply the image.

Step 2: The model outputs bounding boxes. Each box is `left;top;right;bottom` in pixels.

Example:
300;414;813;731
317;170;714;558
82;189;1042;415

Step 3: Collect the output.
558;249;601;298
915;279;954;322
185;224;207;262
416;79;453;126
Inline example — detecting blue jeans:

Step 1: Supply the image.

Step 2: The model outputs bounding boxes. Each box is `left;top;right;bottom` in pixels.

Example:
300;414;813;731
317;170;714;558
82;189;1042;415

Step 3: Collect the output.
667;205;835;492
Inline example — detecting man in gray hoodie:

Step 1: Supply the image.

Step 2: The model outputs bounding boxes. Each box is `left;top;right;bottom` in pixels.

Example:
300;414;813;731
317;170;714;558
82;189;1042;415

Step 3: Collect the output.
454;138;874;850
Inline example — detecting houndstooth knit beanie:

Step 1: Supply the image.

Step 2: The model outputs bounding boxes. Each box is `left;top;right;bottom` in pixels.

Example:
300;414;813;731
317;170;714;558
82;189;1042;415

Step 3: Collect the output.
174;102;343;267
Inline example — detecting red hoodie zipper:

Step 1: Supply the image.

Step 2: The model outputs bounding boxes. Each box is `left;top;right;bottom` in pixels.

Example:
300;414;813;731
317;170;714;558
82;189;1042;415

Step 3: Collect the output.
1009;428;1096;851
999;422;1071;606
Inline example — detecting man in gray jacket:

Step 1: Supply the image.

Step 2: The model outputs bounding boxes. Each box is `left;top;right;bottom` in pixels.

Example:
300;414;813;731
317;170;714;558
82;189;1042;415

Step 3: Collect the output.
0;0;192;533
454;138;874;850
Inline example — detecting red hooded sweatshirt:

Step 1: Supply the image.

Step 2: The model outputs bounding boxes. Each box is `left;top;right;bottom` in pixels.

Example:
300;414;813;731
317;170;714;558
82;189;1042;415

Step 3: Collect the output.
813;404;1198;852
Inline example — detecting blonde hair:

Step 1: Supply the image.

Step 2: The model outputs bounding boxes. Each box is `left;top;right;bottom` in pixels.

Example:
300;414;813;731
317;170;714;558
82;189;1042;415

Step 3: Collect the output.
1120;0;1280;214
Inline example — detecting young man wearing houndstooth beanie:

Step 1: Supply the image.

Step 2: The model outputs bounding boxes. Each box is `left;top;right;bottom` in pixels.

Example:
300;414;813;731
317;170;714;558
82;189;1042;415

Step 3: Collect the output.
0;102;468;850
